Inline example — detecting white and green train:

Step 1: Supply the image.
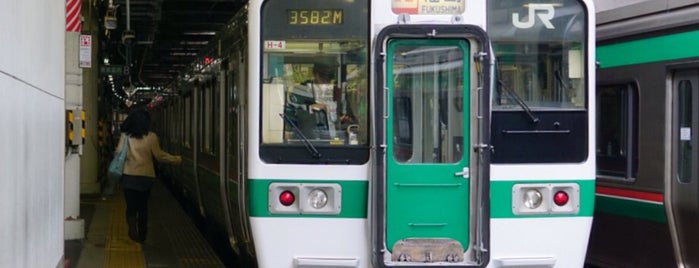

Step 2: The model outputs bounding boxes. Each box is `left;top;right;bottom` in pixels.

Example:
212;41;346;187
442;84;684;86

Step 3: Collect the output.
152;0;596;267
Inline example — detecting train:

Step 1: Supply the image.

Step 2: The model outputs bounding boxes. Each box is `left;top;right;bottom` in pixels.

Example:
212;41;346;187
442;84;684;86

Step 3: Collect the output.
586;1;699;267
147;0;597;267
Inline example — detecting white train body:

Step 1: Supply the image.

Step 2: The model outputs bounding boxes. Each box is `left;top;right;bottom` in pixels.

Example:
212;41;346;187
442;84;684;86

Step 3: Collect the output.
157;0;595;267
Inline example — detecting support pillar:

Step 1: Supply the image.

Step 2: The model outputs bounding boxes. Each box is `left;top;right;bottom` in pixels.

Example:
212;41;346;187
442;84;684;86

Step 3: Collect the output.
64;29;85;240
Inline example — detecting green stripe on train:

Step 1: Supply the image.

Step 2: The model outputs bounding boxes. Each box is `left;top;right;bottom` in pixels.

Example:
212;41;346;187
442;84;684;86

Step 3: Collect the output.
490;180;595;218
248;179;594;218
598;30;699;68
248;179;369;218
594;195;667;223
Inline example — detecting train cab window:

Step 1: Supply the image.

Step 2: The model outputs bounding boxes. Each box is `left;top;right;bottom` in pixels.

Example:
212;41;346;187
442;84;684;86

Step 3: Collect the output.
488;0;586;110
258;0;369;164
596;84;638;181
487;0;589;163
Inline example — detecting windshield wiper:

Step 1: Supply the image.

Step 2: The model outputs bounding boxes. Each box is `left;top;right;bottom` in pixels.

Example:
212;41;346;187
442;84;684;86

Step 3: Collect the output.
495;59;539;124
279;113;322;159
554;70;570;92
497;80;539;124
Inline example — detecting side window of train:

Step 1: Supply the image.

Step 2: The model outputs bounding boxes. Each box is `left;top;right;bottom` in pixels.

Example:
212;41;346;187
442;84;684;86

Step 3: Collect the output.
184;95;192;148
203;82;213;153
673;70;698;184
596;83;638;181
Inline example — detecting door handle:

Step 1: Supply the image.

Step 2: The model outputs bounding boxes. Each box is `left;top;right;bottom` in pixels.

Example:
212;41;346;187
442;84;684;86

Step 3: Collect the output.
454;167;469;178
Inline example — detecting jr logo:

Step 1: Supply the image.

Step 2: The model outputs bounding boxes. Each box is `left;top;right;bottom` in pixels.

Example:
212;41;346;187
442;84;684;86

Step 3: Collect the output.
512;4;555;29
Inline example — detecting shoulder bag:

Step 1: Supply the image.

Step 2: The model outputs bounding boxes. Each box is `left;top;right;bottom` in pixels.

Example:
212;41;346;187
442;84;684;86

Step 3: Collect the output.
107;134;129;183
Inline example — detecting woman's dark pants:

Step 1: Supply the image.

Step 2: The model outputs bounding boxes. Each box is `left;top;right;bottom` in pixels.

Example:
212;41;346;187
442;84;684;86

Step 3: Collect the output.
123;188;151;242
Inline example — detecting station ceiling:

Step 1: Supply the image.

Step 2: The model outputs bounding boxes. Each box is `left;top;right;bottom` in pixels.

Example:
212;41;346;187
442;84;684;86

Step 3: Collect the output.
99;0;243;88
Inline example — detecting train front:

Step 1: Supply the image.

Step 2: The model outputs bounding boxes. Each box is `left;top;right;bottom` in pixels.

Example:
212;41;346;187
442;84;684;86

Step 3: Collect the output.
246;0;595;266
486;0;596;267
248;0;372;266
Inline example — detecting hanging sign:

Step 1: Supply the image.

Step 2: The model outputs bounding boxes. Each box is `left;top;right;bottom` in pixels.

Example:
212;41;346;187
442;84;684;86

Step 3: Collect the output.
79;34;92;68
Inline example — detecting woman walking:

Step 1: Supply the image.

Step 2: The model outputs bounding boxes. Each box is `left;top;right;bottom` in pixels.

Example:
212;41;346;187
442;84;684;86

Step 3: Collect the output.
114;110;182;243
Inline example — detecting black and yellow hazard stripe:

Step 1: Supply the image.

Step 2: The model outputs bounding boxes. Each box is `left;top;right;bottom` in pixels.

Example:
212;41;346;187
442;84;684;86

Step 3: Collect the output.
67;110;74;145
80;110;85;145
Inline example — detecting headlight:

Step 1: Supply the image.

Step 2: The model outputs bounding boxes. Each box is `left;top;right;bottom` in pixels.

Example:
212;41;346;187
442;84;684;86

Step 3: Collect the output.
308;189;329;209
269;183;341;215
512;183;580;215
523;189;543;209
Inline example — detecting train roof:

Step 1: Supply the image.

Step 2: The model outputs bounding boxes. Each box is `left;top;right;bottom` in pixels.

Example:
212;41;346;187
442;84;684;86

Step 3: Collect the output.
595;0;699;41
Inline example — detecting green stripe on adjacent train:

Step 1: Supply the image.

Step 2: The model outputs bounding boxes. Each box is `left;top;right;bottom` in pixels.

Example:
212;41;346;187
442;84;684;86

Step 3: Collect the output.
598;30;699;68
594;195;666;223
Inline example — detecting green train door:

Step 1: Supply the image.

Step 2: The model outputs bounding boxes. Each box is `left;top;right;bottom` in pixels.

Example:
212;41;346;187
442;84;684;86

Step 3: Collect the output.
387;38;470;263
373;25;491;267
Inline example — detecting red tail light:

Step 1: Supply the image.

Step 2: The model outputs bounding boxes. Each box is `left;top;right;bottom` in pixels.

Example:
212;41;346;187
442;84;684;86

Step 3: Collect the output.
279;190;295;206
553;191;569;206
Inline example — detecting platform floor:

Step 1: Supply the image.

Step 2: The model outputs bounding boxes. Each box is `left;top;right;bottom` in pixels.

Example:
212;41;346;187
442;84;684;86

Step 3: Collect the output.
65;181;225;268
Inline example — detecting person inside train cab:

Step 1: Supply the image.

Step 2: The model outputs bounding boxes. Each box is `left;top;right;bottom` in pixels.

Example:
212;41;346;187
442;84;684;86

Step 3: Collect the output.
284;61;333;140
284;61;355;141
310;61;356;131
115;110;182;243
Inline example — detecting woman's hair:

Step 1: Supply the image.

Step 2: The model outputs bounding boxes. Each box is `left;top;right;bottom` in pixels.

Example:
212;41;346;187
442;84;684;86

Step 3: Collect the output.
121;110;151;138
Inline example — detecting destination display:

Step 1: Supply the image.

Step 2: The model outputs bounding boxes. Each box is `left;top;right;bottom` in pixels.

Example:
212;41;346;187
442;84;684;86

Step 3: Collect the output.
288;9;343;25
391;0;464;15
263;0;367;39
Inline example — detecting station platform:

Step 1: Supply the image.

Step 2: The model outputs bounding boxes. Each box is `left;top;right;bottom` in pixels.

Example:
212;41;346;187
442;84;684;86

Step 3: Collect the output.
65;180;226;268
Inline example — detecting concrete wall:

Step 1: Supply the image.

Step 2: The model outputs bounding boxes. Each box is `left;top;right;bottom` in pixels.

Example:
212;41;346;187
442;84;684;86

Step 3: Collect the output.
80;0;101;195
0;1;65;267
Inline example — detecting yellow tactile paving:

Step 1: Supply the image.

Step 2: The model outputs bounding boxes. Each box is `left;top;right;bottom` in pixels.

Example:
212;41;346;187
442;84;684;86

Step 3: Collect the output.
104;192;145;268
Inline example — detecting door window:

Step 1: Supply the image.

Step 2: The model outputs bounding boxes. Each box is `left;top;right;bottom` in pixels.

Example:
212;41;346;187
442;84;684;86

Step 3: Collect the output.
676;80;693;184
390;42;466;164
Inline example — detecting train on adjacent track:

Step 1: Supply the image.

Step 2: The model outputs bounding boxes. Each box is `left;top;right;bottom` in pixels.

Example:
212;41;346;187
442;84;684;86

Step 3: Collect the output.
586;1;699;267
149;0;596;267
